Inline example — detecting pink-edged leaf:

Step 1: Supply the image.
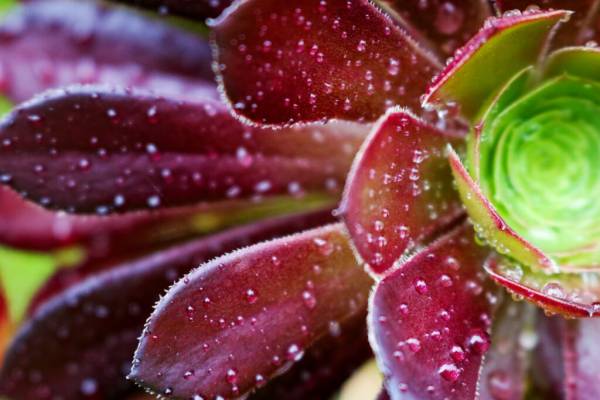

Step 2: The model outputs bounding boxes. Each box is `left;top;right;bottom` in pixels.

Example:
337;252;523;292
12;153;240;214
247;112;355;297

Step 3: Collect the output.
111;0;232;19
449;147;555;271
477;300;530;400
484;255;600;318
495;0;597;46
0;85;366;214
424;9;570;120
369;222;497;400
0;1;216;103
0;210;334;400
341;108;464;274
378;0;492;56
562;318;600;399
251;315;371;400
211;0;441;126
130;223;372;399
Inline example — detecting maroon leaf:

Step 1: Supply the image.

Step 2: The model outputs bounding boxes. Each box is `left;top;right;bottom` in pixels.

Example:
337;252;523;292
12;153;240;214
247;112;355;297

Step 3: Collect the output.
562;318;600;399
369;222;497;399
378;0;492;56
130;223;372;399
211;0;441;126
0;210;334;400
495;0;597;46
26;207;335;317
251;313;371;400
477;300;530;400
0;85;366;214
0;0;216;103
110;0;232;19
341;108;464;274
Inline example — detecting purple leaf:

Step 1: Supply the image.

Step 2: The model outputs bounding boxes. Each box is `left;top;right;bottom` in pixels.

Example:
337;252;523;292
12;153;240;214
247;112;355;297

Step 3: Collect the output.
130;223;372;399
0;0;216;103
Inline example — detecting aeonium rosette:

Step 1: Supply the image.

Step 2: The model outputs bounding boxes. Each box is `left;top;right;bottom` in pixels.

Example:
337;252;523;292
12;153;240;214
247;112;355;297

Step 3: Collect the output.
1;0;600;400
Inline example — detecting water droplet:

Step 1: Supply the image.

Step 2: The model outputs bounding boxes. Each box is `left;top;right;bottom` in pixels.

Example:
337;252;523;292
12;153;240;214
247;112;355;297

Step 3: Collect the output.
415;278;428;294
245;288;258;304
225;368;238;384
356;39;367;52
542;282;566;299
438;362;461;382
302;290;317;309
466;330;490;354
406;337;421;353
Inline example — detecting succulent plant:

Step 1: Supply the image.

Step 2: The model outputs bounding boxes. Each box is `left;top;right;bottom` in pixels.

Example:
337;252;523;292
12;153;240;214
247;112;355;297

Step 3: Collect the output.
0;0;600;399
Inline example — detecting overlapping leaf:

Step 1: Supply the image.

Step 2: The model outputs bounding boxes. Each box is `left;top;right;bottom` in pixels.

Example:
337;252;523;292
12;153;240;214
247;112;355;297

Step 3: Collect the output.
369;223;497;399
0;210;334;400
0;85;366;214
377;0;492;56
212;0;441;125
130;223;372;399
341;109;463;274
424;9;570;119
0;1;216;103
495;0;598;46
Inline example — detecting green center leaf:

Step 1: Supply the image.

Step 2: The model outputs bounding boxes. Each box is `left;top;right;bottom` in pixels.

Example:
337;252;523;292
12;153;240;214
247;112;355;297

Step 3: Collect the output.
477;75;600;267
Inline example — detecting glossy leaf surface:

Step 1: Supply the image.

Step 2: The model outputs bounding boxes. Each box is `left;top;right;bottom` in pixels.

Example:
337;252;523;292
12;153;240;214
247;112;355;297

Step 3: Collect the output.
0;86;366;213
369;223;496;399
212;0;441;125
0;210;334;400
341;109;463;274
485;255;600;318
131;223;372;399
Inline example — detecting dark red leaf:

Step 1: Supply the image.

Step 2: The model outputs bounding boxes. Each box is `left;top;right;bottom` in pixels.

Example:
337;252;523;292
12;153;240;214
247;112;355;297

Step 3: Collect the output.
130;223;372;399
369;222;497;399
0;210;334;400
495;0;596;46
341;109;464;274
378;0;492;56
251;313;371;400
0;85;366;214
110;0;232;19
0;0;216;103
211;0;441;126
26;207;335;317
